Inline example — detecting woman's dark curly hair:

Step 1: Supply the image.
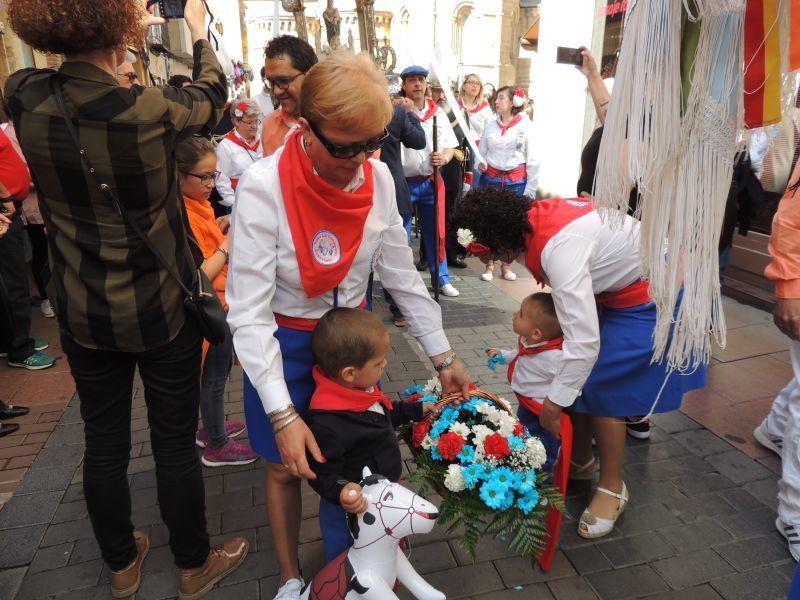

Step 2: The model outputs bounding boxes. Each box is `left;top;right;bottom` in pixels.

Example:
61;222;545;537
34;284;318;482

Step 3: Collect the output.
8;0;147;56
450;187;532;254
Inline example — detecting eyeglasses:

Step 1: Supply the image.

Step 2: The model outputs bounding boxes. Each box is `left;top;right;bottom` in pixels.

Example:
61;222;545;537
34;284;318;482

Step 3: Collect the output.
464;79;481;85
182;171;220;186
307;120;389;160
239;118;261;128
119;72;138;83
264;72;305;92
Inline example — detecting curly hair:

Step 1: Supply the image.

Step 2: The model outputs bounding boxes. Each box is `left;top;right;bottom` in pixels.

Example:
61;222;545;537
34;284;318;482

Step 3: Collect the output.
265;35;318;74
8;0;146;56
450;187;532;254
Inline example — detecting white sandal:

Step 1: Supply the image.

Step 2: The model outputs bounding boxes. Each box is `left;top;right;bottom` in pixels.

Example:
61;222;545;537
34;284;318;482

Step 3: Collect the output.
577;482;628;539
569;456;596;481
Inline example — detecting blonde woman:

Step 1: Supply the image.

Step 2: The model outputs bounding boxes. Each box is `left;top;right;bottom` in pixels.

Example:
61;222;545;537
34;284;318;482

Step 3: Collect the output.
227;51;472;599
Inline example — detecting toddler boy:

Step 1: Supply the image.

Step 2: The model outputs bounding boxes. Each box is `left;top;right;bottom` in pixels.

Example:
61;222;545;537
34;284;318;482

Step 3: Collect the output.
487;292;563;472
307;308;430;561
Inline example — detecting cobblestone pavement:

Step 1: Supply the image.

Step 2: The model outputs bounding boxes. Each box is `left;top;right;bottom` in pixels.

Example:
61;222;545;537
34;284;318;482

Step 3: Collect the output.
0;264;795;599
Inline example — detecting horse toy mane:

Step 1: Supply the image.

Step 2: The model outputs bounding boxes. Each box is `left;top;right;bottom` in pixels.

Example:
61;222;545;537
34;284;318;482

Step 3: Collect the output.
300;468;446;600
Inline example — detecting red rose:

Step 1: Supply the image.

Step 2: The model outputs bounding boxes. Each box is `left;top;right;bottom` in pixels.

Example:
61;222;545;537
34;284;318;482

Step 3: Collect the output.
484;433;511;459
513;422;524;437
411;421;430;448
437;431;465;461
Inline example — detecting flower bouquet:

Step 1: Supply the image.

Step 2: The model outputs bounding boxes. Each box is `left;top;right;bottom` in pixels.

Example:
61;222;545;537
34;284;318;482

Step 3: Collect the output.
402;382;565;564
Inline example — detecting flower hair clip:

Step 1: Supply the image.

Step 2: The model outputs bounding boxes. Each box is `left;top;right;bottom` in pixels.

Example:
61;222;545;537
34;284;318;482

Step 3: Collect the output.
512;89;525;108
233;101;248;118
457;228;491;256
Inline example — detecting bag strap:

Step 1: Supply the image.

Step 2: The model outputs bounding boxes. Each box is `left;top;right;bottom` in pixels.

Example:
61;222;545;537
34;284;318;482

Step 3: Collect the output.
50;76;194;298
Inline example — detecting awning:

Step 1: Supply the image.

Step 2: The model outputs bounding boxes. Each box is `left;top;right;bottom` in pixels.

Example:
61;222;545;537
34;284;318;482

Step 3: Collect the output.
520;16;540;51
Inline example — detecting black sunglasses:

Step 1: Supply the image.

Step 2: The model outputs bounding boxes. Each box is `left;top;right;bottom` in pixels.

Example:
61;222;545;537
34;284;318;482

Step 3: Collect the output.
307;120;389;160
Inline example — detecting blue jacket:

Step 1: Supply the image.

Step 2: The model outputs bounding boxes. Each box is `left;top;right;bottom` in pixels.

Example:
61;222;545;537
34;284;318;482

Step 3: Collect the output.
379;104;425;217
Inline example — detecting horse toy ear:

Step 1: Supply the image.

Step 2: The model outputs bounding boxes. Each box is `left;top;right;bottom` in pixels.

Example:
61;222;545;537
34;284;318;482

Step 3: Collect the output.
362;466;373;479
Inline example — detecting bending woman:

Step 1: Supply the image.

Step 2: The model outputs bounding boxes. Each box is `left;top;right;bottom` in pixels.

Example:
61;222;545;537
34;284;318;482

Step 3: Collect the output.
227;51;471;599
453;188;705;540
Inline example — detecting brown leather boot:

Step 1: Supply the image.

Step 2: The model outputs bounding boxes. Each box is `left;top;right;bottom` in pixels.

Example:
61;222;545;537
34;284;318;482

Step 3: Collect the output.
178;537;249;600
111;530;150;598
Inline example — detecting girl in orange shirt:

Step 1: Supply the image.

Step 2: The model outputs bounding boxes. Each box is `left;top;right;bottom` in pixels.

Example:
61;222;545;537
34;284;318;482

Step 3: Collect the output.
177;137;257;467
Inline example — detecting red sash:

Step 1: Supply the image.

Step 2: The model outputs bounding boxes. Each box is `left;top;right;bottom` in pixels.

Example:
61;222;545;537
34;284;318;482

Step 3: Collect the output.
524;197;594;285
595;279;651;309
486;163;526;183
274;297;368;332
225;130;260;153
506;336;564;391
497;114;523;136
458;99;490;114
407;173;447;262
278;131;375;298
310;365;393;412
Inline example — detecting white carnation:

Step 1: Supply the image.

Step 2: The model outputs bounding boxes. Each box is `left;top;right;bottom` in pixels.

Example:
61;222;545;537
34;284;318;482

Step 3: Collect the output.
471;424;492;445
526;437;548;470
444;464;466;492
449;422;471;438
497;414;517;437
456;228;475;248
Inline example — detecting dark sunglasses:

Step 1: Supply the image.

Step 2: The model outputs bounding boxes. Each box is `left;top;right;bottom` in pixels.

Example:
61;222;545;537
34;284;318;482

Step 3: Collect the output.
264;72;305;92
308;119;389;160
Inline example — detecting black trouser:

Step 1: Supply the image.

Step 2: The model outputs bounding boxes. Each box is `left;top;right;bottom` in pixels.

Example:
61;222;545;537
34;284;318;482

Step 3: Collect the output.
62;318;210;571
0;212;34;361
25;224;49;300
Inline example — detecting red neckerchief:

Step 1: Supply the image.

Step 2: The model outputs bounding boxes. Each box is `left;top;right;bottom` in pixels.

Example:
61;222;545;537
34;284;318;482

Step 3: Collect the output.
524;198;594;285
310;366;394;412
497;114;523;136
507;336;564;383
225;129;260;153
458;98;490;114
278;131;375;298
414;99;438;122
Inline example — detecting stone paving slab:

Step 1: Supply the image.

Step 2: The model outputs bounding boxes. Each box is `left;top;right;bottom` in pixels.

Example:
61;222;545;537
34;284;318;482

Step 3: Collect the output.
0;267;796;599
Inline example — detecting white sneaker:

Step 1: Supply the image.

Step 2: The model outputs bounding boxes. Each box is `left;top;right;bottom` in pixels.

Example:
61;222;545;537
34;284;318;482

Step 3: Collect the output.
776;517;800;561
753;421;783;457
480;270;494;282
273;577;304;599
502;271;517;281
40;299;55;318
440;283;460;297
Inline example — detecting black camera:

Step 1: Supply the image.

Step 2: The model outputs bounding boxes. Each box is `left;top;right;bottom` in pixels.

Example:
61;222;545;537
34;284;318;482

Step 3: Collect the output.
151;0;187;19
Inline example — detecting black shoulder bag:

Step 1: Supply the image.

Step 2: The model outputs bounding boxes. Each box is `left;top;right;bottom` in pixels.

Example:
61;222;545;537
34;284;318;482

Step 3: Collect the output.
51;77;227;345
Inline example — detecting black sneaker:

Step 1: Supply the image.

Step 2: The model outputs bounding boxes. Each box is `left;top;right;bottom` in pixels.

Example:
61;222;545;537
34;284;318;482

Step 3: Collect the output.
626;417;651;440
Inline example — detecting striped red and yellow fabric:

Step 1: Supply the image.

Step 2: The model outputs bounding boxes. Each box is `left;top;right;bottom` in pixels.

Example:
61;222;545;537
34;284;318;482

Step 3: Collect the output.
744;0;782;128
790;0;800;71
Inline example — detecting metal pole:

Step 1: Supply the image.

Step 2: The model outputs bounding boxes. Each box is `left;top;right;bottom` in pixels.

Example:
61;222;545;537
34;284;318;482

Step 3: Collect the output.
432;113;440;303
273;0;280;38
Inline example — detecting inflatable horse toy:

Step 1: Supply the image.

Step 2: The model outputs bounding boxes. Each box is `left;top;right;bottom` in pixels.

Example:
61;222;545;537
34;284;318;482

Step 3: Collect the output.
300;468;446;600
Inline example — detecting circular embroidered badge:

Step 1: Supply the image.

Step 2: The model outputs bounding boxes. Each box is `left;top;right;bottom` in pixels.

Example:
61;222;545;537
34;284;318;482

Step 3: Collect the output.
311;230;341;265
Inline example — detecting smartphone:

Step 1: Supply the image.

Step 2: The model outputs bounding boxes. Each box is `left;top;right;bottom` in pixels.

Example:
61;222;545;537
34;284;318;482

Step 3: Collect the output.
556;46;584;66
158;0;187;19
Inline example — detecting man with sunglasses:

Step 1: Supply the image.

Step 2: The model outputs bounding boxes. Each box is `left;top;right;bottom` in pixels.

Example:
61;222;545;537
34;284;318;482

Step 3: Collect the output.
260;35;317;158
400;65;460;297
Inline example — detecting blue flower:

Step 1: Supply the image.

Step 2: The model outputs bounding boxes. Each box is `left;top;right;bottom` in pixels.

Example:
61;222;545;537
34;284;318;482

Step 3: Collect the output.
429;442;443;461
518;470;537;494
457;445;475;465
480;479;511;510
403;384;423;398
461;464;484;489
508;436;524;451
460;399;480;414
489;467;518;490
516;488;540;514
420;394;438;404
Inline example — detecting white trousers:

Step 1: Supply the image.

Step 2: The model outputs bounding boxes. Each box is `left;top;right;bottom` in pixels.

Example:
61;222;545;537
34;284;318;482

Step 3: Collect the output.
770;340;800;525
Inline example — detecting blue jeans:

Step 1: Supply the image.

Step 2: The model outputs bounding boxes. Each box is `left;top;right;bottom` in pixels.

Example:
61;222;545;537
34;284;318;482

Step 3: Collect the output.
319;498;352;561
517;405;561;475
483;173;527;196
407;179;450;287
199;323;233;449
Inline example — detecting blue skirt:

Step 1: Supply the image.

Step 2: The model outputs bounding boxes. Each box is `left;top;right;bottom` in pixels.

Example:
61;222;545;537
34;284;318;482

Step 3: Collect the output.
243;326;316;462
573;302;706;417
